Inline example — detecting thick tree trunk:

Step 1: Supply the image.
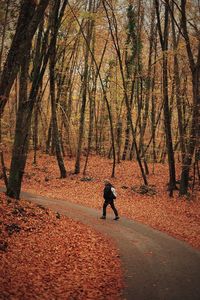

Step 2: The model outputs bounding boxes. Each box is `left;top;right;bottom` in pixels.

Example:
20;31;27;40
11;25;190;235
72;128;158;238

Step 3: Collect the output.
6;5;53;199
6;48;31;199
0;0;50;115
0;0;11;77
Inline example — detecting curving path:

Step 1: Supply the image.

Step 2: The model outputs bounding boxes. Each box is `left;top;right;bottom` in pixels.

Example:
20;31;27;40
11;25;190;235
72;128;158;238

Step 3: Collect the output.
5;189;200;300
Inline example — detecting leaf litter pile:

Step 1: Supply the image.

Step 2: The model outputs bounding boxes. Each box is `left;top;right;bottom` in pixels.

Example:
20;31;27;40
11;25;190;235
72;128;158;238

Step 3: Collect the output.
0;151;200;298
0;193;123;299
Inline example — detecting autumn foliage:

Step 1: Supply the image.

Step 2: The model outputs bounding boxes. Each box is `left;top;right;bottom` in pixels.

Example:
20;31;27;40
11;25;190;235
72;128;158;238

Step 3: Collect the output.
0;150;200;298
0;192;123;299
1;151;200;250
0;1;200;297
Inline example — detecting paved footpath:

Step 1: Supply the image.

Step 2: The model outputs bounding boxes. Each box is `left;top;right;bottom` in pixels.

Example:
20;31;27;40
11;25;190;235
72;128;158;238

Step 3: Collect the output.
4;189;200;300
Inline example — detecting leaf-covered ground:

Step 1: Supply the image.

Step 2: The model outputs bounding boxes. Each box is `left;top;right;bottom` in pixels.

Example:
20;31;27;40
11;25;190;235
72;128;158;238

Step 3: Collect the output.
6;152;198;250
0;152;200;299
0;193;123;299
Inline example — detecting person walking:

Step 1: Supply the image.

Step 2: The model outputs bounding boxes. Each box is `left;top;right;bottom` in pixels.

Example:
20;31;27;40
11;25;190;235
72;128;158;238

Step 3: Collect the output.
100;179;119;220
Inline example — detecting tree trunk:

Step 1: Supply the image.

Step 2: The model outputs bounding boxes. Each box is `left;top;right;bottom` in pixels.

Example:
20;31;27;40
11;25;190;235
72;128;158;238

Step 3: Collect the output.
6;47;31;199
49;0;67;178
178;0;200;195
116;121;122;164
155;0;176;195
6;3;54;199
171;3;186;162
103;0;148;185
75;1;93;174
180;66;200;194
46;118;53;154
69;2;116;177
0;0;50;115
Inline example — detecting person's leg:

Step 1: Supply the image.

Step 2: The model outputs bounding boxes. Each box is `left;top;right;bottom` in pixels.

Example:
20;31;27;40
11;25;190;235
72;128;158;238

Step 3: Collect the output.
101;201;109;218
110;200;119;217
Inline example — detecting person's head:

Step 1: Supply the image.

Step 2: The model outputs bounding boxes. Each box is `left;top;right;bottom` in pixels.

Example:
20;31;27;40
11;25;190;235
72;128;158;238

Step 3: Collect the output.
104;179;111;186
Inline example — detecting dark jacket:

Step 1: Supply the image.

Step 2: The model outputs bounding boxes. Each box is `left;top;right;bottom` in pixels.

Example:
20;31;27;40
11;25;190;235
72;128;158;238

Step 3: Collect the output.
103;183;116;201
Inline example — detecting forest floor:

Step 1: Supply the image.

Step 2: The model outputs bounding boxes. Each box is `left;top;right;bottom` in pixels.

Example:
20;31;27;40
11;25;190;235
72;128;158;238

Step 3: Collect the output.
0;192;123;299
0;151;200;299
14;152;200;249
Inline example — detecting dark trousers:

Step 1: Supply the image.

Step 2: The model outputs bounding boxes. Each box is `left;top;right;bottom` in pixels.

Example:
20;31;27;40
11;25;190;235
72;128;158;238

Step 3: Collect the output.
103;200;118;217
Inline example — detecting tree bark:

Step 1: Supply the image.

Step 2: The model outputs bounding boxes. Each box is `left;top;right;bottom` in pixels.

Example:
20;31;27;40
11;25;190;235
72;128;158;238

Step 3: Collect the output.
0;0;50;115
6;47;31;199
6;5;53;199
155;0;176;195
74;1;94;174
49;0;67;178
171;2;186;162
179;0;200;195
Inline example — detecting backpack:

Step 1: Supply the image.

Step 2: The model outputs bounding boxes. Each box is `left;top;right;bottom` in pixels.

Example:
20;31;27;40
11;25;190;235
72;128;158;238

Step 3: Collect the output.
104;185;117;200
111;187;117;199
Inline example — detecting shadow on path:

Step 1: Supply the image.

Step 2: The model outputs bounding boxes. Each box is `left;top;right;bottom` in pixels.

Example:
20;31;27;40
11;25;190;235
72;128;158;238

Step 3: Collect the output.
2;189;200;300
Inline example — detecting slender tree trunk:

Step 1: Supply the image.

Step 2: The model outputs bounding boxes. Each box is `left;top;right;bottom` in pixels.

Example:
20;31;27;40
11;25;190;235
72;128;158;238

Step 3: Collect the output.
178;0;200;195
180;65;200;194
103;0;148;185
83;14;107;174
46;118;53;154
83;85;95;175
122;4;138;161
155;0;176;195
49;0;67;178
75;1;93;174
139;7;155;169
69;2;116;177
151;38;157;167
171;3;186;162
32;21;44;165
116;121;122;164
83;57;96;175
33;104;39;164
